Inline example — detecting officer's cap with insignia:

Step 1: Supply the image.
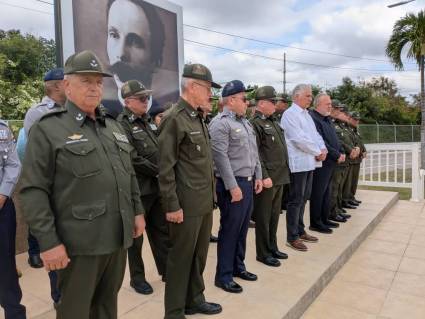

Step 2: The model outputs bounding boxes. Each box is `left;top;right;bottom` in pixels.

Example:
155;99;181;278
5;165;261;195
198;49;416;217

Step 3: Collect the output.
255;86;282;101
121;80;153;99
221;80;253;97
44;68;64;82
278;93;289;103
183;63;221;89
64;50;112;77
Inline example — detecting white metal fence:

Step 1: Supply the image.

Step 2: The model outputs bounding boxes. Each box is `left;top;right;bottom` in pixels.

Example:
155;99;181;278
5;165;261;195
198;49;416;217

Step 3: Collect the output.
359;142;424;201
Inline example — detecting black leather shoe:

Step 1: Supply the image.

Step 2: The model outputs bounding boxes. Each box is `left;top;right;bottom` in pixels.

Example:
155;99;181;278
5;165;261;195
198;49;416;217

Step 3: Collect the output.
256;256;281;267
215;280;243;293
234;270;257;281
272;250;288;259
348;200;359;206
185;302;223;315
28;255;43;268
209;235;218;243
354;199;362;204
342;203;357;209
339;213;351;219
324;220;340;228
329;215;347;223
130;280;153;295
309;225;333;234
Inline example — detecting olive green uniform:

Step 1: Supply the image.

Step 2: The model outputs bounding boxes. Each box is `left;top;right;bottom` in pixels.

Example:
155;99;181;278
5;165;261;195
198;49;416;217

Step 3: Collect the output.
250;112;290;259
118;108;169;282
344;125;365;202
158;98;215;319
19;100;144;319
342;124;360;204
330;119;354;217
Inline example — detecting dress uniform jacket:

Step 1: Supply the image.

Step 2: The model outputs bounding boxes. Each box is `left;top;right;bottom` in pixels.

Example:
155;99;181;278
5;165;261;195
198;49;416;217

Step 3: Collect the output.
158;98;215;216
250;112;290;185
19;100;144;256
117;108;159;196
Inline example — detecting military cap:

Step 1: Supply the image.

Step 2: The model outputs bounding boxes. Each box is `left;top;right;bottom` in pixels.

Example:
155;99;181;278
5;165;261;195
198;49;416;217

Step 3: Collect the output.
64;50;112;77
331;99;341;108
278;93;289;102
182;63;221;88
121;80;153;99
43;68;64;82
221;80;253;97
255;86;281;101
351;112;361;120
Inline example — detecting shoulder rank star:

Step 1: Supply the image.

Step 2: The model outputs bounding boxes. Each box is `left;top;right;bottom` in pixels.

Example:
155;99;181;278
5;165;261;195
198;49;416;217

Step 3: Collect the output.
68;134;83;141
76;113;84;121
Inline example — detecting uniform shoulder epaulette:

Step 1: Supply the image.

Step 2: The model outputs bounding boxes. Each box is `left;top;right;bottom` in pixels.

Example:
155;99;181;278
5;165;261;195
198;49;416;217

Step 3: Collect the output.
0;119;9;127
38;107;67;121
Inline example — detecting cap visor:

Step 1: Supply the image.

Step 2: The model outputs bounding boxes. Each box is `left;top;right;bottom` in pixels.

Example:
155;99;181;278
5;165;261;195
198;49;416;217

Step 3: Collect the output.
211;81;222;89
134;89;153;96
67;70;113;77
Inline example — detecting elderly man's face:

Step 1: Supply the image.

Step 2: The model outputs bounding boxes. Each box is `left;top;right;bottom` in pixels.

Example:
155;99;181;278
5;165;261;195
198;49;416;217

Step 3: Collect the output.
125;94;150;116
107;0;152;68
295;88;313;109
275;100;288;113
230;92;248;116
316;95;332;116
192;80;212;112
258;99;276;116
64;74;103;110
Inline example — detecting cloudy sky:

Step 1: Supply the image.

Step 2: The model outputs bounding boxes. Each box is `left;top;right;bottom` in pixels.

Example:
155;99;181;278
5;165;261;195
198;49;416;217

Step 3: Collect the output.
0;0;423;96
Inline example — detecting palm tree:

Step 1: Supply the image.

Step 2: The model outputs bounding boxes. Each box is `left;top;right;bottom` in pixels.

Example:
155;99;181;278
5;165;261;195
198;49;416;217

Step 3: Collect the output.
386;10;425;167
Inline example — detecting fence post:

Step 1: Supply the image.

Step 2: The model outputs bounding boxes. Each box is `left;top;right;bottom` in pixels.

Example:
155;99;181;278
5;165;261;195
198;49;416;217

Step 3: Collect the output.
411;143;423;201
411;124;414;142
376;122;380;143
393;123;397;143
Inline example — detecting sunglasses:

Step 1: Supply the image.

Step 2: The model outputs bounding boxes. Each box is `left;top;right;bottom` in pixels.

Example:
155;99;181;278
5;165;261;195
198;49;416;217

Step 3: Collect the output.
130;95;150;103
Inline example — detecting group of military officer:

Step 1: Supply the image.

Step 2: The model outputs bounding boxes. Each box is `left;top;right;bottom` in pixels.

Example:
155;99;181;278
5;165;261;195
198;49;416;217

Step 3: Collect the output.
0;49;366;319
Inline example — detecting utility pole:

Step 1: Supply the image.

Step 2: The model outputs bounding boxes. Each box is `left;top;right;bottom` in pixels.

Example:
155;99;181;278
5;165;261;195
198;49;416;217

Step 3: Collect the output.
283;53;286;94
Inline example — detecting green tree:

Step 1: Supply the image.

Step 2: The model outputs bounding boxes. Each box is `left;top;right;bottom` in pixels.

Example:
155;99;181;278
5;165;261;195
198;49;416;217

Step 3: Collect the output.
0;30;56;120
386;10;425;166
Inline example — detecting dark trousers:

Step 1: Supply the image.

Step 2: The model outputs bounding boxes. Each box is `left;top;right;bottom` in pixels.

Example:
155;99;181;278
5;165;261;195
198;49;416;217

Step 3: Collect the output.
56;249;126;319
215;177;253;284
351;163;361;200
164;213;212;319
27;232;40;256
128;194;169;283
0;198;26;319
342;164;355;203
330;166;347;218
281;184;290;210
253;184;284;259
286;171;313;242
310;163;335;227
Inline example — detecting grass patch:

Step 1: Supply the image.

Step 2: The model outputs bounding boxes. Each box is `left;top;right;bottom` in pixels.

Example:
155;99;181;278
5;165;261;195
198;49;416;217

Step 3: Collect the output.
358;185;411;200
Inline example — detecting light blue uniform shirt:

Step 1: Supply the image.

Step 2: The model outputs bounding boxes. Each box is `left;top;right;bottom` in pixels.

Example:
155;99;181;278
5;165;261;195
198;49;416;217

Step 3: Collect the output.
209;108;262;190
0;120;21;197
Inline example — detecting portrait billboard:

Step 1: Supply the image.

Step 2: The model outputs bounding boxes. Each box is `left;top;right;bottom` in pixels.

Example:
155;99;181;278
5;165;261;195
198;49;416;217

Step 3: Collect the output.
56;0;183;117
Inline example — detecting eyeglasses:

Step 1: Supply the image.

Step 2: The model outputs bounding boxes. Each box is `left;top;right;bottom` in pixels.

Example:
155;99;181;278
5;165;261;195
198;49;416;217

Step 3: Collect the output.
193;81;212;91
130;95;150;103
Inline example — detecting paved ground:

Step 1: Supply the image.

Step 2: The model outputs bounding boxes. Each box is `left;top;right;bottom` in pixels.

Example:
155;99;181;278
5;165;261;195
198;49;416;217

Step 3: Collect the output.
3;190;416;319
302;200;425;319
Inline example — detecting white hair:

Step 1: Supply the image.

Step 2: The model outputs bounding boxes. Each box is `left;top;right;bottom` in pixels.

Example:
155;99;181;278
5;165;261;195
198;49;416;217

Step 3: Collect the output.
313;92;329;108
292;84;311;99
